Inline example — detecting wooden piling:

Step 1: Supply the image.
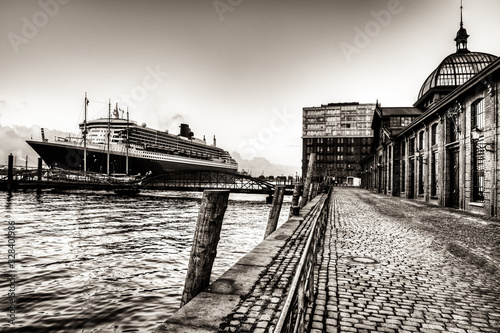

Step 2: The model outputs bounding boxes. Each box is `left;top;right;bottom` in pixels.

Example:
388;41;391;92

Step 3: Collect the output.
37;158;43;181
289;183;302;217
264;185;286;239
266;193;273;204
7;154;13;191
300;153;315;208
180;190;230;308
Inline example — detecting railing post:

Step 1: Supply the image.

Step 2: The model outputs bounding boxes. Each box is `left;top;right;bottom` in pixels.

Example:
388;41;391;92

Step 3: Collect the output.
180;189;230;308
264;185;285;239
300;153;315;208
312;183;319;199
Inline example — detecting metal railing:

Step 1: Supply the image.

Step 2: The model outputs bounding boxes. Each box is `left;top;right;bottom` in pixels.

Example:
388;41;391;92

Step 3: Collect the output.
274;188;331;333
139;170;275;192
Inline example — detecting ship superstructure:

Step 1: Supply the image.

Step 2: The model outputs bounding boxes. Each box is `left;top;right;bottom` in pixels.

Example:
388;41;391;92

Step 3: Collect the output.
27;106;237;176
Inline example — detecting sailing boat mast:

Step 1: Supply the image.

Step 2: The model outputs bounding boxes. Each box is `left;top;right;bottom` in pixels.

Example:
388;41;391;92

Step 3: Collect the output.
126;108;129;175
107;99;111;175
83;92;88;176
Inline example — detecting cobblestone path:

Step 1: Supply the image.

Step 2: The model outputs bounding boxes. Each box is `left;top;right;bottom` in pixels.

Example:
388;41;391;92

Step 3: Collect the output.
219;194;329;332
308;188;500;333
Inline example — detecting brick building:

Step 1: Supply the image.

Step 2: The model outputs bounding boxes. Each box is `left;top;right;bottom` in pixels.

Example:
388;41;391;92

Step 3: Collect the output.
302;102;375;185
361;16;500;216
361;105;423;192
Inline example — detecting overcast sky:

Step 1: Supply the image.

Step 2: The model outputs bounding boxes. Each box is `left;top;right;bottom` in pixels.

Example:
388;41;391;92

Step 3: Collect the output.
1;0;500;169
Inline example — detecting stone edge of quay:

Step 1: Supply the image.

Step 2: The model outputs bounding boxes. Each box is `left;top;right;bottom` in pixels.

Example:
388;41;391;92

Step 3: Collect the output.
154;196;324;333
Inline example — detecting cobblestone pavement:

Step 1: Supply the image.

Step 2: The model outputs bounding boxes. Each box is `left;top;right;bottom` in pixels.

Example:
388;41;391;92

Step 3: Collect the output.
220;188;500;332
308;188;500;333
219;194;329;332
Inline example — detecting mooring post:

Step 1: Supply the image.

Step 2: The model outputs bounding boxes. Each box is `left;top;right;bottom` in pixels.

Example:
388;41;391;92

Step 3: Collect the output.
264;185;286;239
289;183;302;217
266;193;273;204
300;153;315;208
7;154;14;191
37;158;43;181
180;189;230;308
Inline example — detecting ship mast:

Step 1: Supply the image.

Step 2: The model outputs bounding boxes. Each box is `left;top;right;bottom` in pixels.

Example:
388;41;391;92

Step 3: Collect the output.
126;108;129;175
107;99;111;175
83;92;88;176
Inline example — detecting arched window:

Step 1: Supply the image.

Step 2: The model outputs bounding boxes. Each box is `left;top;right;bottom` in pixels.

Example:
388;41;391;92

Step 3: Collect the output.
472;98;485;130
472;139;485;203
431;123;438;146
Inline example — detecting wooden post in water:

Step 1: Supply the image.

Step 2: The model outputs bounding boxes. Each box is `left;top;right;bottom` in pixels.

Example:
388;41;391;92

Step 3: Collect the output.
7;154;13;191
264;185;286;239
37;158;43;181
289;183;302;217
180;190;230;308
300;153;315;208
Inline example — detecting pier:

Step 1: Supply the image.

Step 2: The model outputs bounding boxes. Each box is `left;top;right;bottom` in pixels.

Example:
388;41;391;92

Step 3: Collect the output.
155;187;500;332
0;158;297;195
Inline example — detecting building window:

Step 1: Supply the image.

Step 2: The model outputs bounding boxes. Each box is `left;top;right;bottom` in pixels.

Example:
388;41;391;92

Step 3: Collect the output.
447;114;459;143
431;151;437;196
431;123;438;146
401;141;406;157
409;138;415;155
401;160;406;192
388;162;392;191
472;98;485;130
418;155;424;195
401;117;413;127
472;139;485;203
418;131;424;150
390;117;400;128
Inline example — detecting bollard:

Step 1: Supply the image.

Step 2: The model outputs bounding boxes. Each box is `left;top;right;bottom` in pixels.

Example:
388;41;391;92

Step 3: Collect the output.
300;153;315;208
37;158;43;181
180;190;230;308
7;154;13;192
264;185;286;239
266;193;273;204
289;184;302;217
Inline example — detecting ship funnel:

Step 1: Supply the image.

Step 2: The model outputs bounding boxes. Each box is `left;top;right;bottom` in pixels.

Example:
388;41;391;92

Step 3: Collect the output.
180;123;193;139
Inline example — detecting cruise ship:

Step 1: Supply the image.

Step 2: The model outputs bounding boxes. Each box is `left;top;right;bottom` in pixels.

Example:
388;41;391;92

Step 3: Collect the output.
26;105;238;176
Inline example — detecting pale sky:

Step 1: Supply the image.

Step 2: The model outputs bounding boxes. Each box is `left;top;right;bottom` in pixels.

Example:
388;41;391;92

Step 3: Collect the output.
1;0;500;169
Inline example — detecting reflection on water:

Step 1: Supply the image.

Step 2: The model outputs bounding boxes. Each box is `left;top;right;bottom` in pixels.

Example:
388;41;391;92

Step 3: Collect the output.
0;190;290;332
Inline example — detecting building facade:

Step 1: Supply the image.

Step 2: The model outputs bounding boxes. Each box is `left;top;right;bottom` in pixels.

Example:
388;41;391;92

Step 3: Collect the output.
361;106;423;193
302;102;375;184
361;17;500;217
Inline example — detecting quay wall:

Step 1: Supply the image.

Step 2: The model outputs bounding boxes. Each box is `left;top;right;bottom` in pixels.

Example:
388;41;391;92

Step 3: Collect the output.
154;195;325;333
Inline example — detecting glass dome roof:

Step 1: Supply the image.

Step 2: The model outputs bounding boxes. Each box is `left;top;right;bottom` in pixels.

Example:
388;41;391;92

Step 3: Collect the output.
417;51;498;101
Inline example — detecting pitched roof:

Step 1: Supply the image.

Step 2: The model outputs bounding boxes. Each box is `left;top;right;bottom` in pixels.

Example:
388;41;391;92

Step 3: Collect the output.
378;107;424;117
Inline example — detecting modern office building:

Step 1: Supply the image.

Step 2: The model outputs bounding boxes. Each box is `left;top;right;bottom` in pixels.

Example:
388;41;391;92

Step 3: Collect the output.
302;102;375;185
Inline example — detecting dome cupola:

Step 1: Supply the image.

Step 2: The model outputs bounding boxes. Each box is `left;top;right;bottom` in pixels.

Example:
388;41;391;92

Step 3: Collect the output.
454;2;469;53
414;2;497;109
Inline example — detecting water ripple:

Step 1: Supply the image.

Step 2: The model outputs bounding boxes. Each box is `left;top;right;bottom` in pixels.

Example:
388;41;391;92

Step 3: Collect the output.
0;190;290;332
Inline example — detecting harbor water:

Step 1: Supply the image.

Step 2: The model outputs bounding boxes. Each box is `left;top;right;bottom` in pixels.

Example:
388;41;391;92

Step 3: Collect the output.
0;190;291;332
